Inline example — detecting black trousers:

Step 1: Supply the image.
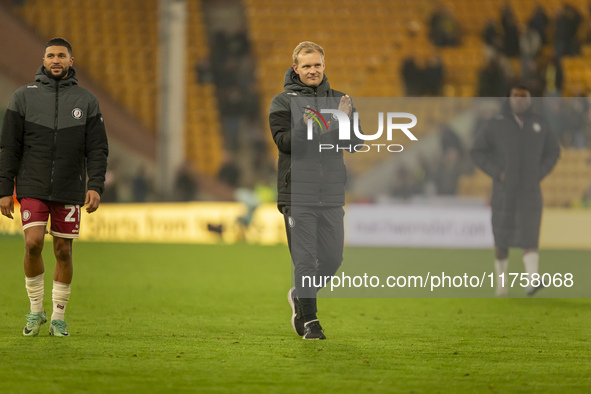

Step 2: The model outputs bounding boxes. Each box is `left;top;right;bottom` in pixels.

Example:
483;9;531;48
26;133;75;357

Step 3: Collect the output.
282;205;344;317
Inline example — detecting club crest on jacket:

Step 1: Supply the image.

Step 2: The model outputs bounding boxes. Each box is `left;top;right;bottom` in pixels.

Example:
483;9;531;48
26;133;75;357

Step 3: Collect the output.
72;108;83;119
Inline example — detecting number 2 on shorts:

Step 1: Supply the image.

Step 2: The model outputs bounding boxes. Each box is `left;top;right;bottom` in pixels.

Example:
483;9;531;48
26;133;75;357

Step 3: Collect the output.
65;205;80;222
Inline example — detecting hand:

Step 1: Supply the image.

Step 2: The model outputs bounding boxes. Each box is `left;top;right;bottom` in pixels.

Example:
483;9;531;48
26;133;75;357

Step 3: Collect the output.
338;95;352;118
0;196;14;219
85;190;101;213
499;172;505;183
303;105;313;124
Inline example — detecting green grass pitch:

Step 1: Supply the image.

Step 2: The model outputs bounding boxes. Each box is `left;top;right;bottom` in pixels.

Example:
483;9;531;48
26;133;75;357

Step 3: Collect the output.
0;236;589;393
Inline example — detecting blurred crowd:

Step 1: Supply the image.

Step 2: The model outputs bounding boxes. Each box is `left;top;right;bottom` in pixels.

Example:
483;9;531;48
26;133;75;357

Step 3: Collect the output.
476;3;582;98
401;51;445;96
197;28;269;167
389;94;590;204
477;2;591;100
393;2;591;207
401;2;591;100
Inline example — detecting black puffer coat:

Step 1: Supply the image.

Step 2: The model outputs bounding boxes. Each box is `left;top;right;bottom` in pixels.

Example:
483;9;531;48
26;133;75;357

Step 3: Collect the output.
471;102;560;248
0;67;108;205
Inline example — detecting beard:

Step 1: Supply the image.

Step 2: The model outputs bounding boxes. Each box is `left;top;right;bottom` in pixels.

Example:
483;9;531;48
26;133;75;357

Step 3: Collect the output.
46;66;68;80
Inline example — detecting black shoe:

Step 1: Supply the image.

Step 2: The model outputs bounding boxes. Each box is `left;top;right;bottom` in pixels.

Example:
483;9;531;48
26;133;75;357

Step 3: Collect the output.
288;287;305;336
303;320;326;340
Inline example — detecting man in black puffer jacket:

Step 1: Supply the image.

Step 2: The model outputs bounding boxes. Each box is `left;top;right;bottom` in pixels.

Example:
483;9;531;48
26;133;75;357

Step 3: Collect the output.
0;38;108;337
269;41;362;340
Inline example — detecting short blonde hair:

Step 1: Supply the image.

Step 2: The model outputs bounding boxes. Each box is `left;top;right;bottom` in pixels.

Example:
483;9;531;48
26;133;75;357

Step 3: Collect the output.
292;41;325;65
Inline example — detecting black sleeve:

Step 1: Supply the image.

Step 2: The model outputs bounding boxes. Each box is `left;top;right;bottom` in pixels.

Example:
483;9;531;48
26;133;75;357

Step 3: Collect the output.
269;94;291;154
0;92;25;197
470;120;502;180
85;98;109;195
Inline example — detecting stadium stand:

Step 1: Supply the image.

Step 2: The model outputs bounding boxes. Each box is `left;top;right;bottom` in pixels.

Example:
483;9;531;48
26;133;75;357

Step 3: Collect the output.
8;0;591;204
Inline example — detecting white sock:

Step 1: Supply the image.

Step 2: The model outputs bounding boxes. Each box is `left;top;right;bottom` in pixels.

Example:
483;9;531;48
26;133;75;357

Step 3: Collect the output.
25;273;44;313
494;259;508;296
523;252;539;283
51;281;71;322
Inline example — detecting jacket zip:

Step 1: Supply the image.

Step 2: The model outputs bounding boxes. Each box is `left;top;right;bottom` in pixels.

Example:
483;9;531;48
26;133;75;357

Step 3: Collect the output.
314;88;323;206
49;80;60;198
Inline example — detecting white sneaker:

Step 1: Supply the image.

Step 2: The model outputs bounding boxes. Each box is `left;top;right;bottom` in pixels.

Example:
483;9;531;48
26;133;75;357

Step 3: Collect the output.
23;310;47;336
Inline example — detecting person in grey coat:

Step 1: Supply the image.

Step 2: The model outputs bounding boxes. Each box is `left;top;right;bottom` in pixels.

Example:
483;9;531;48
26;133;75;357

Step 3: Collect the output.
471;86;560;296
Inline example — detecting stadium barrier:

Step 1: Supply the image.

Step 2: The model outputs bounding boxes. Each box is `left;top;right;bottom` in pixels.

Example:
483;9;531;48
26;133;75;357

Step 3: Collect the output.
0;203;589;250
345;204;591;250
345;204;494;248
0;202;287;245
